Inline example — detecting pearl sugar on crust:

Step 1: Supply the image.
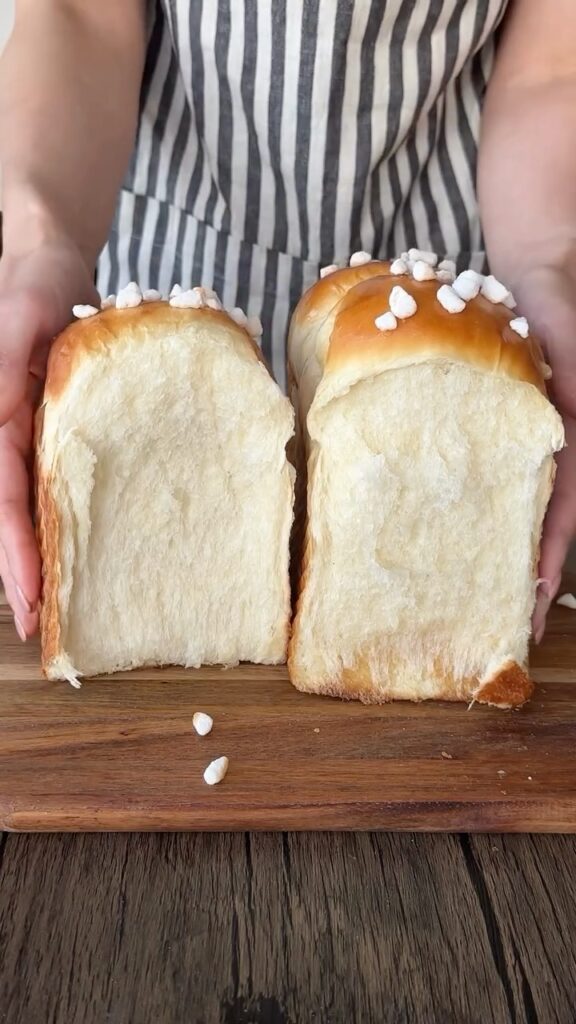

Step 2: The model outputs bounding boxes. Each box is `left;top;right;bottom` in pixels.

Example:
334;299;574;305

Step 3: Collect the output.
375;311;398;332
389;285;417;319
116;283;143;309
509;316;529;339
320;264;339;278
452;270;482;302
412;260;436;282
349;251;372;268
481;274;512;306
72;304;100;319
436;284;466;314
390;258;408;276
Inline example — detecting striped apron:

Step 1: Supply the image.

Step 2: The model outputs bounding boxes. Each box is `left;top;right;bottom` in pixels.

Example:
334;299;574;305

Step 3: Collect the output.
97;0;508;388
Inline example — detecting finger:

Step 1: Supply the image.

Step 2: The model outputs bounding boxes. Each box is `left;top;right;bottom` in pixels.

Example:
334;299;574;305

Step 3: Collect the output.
533;482;576;643
0;428;41;630
0;296;44;426
0;544;38;640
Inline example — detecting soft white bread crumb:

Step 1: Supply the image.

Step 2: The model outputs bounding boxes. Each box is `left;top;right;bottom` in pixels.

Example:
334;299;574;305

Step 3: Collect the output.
290;363;561;702
557;593;576;609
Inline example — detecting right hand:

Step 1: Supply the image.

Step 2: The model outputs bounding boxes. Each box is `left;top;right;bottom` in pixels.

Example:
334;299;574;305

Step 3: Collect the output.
0;234;98;639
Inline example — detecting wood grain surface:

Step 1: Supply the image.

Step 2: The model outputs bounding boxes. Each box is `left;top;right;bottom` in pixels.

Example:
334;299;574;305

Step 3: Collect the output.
1;830;575;1023
2;583;576;832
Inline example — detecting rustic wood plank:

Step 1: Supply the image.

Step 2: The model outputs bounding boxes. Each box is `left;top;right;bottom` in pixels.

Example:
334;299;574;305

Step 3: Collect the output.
468;834;576;1023
6;832;566;1024
2;583;576;832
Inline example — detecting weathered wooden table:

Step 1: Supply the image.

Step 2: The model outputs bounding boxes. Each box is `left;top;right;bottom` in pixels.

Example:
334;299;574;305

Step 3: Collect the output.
1;831;575;1022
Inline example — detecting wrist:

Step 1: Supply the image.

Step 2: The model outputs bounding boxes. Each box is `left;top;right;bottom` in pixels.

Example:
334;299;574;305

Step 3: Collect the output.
1;178;96;272
486;230;576;295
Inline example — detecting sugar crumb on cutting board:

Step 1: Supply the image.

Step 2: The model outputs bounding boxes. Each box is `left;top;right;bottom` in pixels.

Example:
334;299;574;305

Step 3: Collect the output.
203;756;229;786
193;711;214;736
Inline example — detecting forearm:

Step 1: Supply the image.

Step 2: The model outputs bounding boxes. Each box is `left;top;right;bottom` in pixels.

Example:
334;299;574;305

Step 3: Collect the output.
478;0;576;290
479;81;576;289
0;0;146;269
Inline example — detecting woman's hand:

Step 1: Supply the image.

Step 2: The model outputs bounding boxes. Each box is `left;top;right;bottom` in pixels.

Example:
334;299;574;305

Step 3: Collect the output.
511;265;576;641
0;235;98;639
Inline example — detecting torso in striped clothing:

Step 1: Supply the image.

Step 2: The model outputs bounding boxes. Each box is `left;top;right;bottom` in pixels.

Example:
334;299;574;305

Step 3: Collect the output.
98;0;509;386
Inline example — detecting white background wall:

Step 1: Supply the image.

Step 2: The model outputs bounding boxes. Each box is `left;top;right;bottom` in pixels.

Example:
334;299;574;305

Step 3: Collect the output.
0;1;13;53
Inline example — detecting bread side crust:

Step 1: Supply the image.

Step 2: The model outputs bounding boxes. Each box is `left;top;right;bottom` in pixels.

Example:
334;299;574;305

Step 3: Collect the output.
36;464;63;677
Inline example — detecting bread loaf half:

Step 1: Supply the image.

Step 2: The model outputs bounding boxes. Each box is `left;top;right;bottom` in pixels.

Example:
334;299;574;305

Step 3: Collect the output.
287;253;564;707
36;287;294;682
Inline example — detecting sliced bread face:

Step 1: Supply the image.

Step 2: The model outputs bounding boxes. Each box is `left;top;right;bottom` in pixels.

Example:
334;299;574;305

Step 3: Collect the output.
37;301;294;682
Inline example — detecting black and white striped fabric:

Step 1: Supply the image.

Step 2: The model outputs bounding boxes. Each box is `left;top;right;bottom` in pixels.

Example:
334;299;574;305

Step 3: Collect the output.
98;0;508;387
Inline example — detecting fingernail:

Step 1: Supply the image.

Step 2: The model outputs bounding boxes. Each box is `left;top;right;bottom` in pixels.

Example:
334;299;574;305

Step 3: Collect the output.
14;616;27;643
16;584;33;615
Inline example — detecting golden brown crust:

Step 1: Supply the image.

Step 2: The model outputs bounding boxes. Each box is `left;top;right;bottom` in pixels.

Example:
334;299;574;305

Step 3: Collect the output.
288;649;534;708
45;302;264;404
35;454;62;677
474;662;534;709
291;261;391;330
290;262;548;394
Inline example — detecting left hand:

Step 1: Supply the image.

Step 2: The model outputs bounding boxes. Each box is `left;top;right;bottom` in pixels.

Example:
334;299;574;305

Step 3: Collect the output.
512;264;576;641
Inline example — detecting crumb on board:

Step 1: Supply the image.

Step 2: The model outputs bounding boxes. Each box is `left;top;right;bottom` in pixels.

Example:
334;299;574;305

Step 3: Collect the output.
203;756;229;786
313;728;320;734
441;751;453;760
497;769;506;777
193;711;214;736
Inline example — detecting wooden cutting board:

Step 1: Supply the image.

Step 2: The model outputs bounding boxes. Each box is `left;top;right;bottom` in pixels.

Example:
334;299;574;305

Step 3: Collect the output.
2;581;576;832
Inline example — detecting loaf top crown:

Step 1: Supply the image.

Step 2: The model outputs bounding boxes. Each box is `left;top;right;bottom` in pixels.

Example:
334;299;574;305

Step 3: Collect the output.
45;285;266;404
288;253;550;397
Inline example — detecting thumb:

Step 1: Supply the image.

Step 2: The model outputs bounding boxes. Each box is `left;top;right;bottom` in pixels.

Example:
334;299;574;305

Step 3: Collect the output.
0;296;47;426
